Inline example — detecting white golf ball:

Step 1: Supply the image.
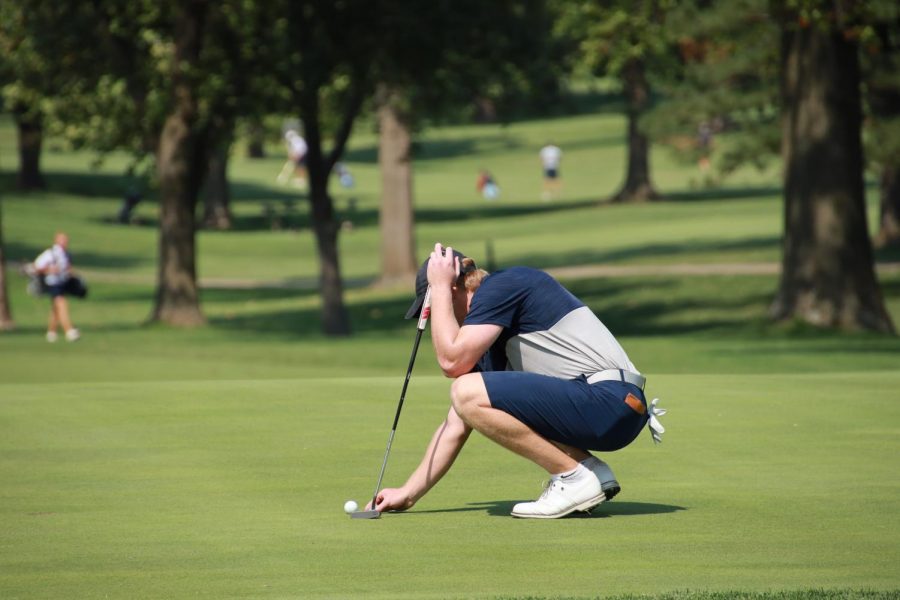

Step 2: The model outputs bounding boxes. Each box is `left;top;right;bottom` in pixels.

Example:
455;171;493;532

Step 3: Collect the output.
344;500;358;514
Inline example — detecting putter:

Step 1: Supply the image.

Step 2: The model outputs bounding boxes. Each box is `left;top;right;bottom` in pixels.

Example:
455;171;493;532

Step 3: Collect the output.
352;287;433;519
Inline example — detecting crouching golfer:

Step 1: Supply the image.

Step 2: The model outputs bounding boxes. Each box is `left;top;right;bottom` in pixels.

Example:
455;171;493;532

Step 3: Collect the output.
369;243;665;519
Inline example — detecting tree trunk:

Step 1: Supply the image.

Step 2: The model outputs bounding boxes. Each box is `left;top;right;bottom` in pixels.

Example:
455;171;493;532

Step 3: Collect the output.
611;58;658;203
302;93;352;336
150;1;208;327
203;125;233;230
377;85;418;285
14;109;46;191
246;118;266;158
875;166;900;248
0;197;15;331
310;184;350;336
771;24;894;333
307;150;350;335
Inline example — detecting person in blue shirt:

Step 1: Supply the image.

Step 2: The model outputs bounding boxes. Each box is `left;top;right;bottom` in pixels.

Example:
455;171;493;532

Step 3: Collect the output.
369;243;664;519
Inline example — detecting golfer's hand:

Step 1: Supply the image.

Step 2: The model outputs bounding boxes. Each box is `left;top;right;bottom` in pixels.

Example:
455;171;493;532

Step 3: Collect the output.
367;488;415;513
427;243;459;290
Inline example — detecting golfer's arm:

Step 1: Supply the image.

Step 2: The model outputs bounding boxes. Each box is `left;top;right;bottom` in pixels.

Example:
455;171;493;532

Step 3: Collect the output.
429;285;499;377
33;260;52;275
402;407;472;504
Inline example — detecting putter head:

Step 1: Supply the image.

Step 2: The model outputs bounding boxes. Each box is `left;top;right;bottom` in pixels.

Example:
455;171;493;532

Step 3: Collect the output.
350;509;381;519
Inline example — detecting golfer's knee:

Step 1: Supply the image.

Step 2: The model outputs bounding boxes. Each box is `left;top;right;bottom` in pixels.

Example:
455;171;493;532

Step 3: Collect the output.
450;374;487;421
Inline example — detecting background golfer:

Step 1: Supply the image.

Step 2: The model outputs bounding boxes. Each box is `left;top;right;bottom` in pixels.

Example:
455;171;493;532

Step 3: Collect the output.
370;243;664;519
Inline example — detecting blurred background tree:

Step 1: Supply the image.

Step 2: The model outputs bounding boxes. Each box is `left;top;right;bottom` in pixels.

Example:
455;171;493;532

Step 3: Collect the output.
556;0;677;202
11;0;278;326
271;0;376;335
371;0;564;285
1;0;896;335
644;0;894;332
644;0;780;179
770;0;894;333
864;3;900;248
0;0;51;190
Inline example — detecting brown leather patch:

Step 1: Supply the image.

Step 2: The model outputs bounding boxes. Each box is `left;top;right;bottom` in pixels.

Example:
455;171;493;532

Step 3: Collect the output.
625;393;646;415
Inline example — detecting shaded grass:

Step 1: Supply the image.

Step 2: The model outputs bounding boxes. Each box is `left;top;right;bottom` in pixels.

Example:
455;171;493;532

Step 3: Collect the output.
2;271;899;385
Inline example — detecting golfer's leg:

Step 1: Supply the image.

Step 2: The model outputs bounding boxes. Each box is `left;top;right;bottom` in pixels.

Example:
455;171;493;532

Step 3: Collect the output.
47;305;58;334
277;160;293;181
550;441;591;462
54;296;73;332
451;373;577;474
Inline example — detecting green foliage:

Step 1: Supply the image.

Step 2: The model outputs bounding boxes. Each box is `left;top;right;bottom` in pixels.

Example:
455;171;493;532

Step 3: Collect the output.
0;4;33;114
555;0;675;78
398;0;568;122
860;1;900;171
645;0;900;178
5;0;283;174
642;0;780;174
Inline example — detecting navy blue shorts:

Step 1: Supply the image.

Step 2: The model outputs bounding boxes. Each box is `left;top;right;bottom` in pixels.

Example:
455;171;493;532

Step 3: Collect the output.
543;168;559;179
482;371;648;451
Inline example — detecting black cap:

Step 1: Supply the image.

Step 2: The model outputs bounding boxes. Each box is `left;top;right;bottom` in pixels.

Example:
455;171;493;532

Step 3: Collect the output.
404;249;476;319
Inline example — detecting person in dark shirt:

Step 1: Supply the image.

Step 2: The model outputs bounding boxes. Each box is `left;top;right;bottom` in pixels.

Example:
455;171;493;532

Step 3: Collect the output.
369;243;665;519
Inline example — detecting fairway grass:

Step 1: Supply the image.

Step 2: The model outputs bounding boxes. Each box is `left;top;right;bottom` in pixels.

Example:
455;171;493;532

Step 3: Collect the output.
1;372;898;598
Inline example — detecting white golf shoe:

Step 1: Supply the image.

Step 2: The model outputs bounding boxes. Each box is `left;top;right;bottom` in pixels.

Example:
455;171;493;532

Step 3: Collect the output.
581;455;621;502
511;464;605;519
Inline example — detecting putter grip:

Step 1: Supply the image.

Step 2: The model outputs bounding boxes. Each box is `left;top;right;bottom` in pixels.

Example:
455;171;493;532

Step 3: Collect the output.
416;287;432;331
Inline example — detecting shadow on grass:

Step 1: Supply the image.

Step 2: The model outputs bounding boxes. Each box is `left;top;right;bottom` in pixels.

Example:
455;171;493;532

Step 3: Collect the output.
121;198;600;234
9;274;896;343
344;131;530;164
403;500;686;518
4;240;146;270
222;197;601;233
574;279;775;337
38;274;900;343
875;243;900;263
9;277;780;339
202;278;777;338
42;171;133;198
205;287;415;337
513;235;781;272
201;285;320;304
15;170;802;239
3;320;148;336
4;240;45;263
5;170;306;209
664;185;782;202
661;177;883;204
106;186;791;236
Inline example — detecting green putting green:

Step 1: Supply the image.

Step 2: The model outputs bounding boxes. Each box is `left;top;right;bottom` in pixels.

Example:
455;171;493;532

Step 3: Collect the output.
1;370;898;598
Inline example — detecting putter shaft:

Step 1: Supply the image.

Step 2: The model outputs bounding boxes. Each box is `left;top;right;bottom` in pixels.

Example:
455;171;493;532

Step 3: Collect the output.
366;287;432;514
